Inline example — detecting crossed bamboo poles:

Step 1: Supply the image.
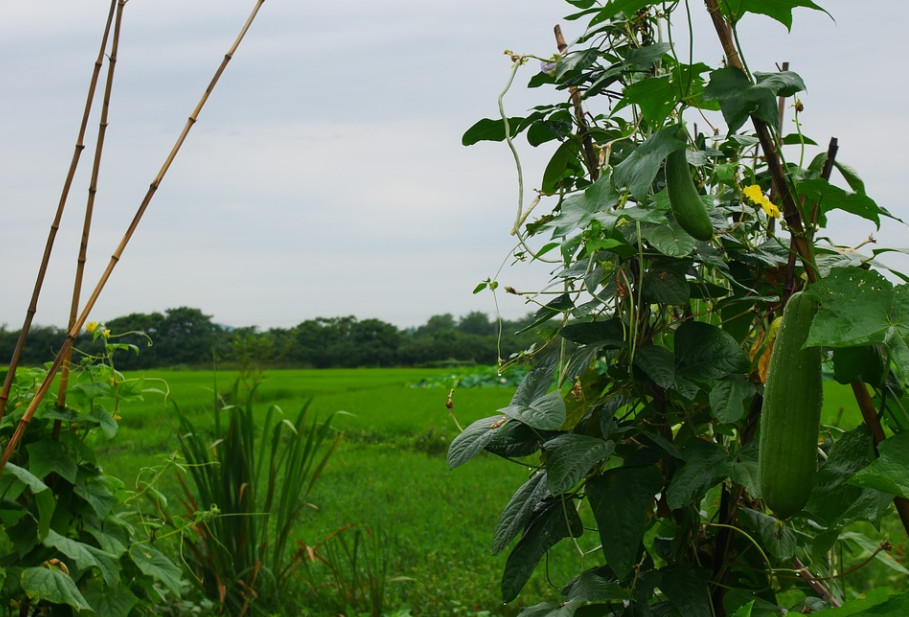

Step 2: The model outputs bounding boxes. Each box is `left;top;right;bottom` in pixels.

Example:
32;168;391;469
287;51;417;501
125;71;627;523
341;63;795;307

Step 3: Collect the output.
0;0;265;474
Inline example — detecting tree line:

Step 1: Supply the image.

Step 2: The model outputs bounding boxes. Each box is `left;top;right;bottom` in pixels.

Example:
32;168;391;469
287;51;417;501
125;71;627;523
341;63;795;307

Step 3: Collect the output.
0;306;540;370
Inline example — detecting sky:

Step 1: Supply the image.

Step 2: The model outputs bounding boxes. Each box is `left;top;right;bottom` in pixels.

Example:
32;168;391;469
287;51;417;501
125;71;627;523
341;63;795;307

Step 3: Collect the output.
0;1;905;331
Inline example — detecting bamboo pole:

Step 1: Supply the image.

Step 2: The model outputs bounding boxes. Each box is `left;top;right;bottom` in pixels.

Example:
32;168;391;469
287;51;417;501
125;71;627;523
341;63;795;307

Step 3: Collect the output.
702;0;909;540
55;0;127;432
0;0;266;475
0;0;118;423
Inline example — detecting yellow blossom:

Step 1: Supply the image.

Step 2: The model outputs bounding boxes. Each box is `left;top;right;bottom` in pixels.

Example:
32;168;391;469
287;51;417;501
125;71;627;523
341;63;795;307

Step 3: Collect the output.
102;328;111;338
85;322;99;333
742;184;781;219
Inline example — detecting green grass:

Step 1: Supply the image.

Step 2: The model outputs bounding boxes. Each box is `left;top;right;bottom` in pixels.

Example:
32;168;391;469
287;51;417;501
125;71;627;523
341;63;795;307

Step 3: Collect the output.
94;369;903;615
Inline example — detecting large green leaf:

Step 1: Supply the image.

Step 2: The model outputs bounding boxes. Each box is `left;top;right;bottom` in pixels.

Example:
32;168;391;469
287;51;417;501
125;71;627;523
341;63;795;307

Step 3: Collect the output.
614;127;685;201
544;434;615;494
848;432;909;500
74;472;118;519
560;318;625;346
633;345;676;389
448;415;508;469
703;68;804;133
129;544;183;596
800;178;891;229
3;462;55;542
43;529;119;586
84;582;139;617
462;117;525;146
726;0;829;31
708;375;755;424
542;141;583;193
737;508;796;560
659;563;713;617
642;263;690;305
675;321;750;381
502;498;583;603
809;588;909;616
21;567;90;612
546;174;620;237
667;438;729;510
501;390;567;431
589;0;652;25
587;465;663;578
25;439;78;484
493;471;549;555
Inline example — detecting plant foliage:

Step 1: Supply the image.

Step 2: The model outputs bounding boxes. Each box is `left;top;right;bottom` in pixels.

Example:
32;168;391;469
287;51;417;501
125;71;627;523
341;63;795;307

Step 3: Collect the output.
455;1;909;615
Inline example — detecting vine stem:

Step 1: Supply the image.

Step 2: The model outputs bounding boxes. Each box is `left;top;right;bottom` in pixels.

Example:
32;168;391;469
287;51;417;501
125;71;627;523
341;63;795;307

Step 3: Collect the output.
702;0;909;541
0;0;118;424
0;0;266;476
554;25;599;182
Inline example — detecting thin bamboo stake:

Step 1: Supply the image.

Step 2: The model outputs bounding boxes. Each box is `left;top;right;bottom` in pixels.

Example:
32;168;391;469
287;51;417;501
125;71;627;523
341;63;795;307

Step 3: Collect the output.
0;0;118;423
0;0;266;475
55;0;127;423
702;0;909;540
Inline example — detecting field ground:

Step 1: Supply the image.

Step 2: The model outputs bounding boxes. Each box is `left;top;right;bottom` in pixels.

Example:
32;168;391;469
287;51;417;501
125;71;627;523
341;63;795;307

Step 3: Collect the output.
95;368;892;615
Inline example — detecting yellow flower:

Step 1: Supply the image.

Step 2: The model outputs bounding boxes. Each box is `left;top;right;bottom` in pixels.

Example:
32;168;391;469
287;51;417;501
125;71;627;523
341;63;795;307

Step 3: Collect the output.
742;184;781;219
742;184;764;203
102;328;111;338
85;322;99;333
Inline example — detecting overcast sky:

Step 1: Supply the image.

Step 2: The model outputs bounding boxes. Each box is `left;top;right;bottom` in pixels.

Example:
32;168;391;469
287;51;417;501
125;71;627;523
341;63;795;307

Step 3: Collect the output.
0;1;905;331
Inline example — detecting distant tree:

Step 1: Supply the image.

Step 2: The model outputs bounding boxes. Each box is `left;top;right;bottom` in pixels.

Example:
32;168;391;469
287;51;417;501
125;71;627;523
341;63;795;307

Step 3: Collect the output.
457;311;496;336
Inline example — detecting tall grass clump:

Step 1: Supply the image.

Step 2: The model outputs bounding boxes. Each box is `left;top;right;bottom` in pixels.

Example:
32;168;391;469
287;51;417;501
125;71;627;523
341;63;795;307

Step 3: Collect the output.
164;379;340;615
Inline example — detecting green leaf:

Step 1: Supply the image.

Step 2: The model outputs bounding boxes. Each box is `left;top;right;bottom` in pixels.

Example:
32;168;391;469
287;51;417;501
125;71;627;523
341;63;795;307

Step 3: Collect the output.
129;543;183;596
589;0;652;25
26;438;79;484
21;566;90;611
75;472;118;519
659;563;712;617
587;465;663;578
542;141;583;193
462;117;525;146
560;319;625;346
502;390;567;431
448;415;507;469
544;434;615;494
565;568;631;602
43;529;119;586
848;432;909;500
614;127;686;201
709;375;755;424
737;508;796;560
643;263;690;305
621;75;677;124
801;178;896;229
493;472;549;555
675;321;750;381
809;587;909;616
633;345;676;390
4;462;55;542
667;439;728;510
84;582;139;617
832;345;885;387
502;498;583;602
641;221;699;257
546;174;620;237
730;0;828;31
804;425;890;527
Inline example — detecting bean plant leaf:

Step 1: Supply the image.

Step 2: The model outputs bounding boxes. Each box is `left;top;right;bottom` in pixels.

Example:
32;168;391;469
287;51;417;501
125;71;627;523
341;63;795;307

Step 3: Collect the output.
659;563;713;617
565;568;631;603
667;439;729;510
462;117;525;145
448;415;507;469
502;390;567;431
21;567;90;611
633;345;676;389
589;0;652;25
848;432;909;500
542;141;583;193
709;375;755;424
675;321;750;381
737;508;796;560
75;472;118;519
84;582;139;617
641;221;699;257
493;472;550;555
614;127;685;201
129;544;183;596
544;434;615;494
560;318;624;346
546;174;620;237
587;465;663;578
502;499;584;602
643;263;690;305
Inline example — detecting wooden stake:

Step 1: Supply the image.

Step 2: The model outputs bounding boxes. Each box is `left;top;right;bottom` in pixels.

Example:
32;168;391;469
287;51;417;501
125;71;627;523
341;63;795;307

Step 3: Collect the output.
0;0;118;423
0;0;266;475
